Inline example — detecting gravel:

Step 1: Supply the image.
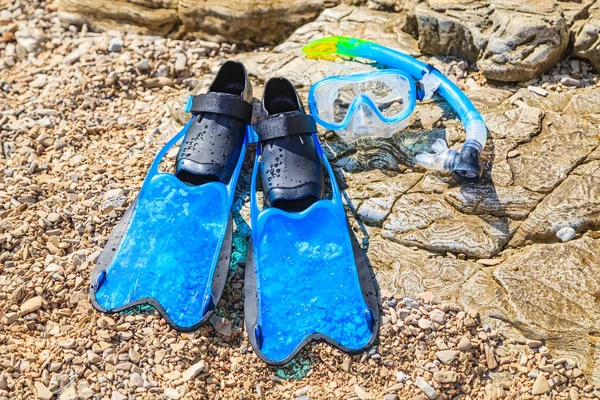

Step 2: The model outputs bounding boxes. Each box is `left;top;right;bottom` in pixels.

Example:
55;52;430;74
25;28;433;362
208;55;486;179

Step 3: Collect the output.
1;1;598;399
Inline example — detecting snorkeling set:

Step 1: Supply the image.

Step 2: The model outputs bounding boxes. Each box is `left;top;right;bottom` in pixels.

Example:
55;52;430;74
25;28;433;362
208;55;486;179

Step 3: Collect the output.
90;36;486;365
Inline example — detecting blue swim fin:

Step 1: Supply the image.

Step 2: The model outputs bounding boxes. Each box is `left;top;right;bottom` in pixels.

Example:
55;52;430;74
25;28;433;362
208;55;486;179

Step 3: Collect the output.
244;78;380;365
90;61;253;331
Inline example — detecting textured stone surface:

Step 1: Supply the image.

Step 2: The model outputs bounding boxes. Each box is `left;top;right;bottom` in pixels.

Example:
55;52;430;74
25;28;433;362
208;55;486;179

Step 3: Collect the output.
403;0;569;81
510;161;600;246
572;3;600;71
494;238;600;375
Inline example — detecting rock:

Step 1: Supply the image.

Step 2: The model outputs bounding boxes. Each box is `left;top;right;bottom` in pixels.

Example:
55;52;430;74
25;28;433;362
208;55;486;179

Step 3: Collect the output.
436;350;459;365
560;77;581;88
430;310;445;324
164;388;181;399
15;27;45;54
433;371;458;384
457;336;472;351
30;75;49;89
418;318;432;330
129;372;143;388
128;348;140;364
59;339;76;349
532;374;551;395
556;227;576;242
59;386;77;400
34;382;53;400
295;386;310;396
143;77;173;88
20;296;43;315
111;392;127;400
175;53;187;72
415;377;438;400
396;371;408;383
403;0;568;81
136;58;149;73
353;384;373;400
87;350;101;364
570;387;580;400
57;0;337;46
526;339;543;348
383;395;399;400
108;37;123;52
182;361;205;381
528;86;548;97
79;388;94;399
209;314;232;336
495;237;600;372
572;4;600;71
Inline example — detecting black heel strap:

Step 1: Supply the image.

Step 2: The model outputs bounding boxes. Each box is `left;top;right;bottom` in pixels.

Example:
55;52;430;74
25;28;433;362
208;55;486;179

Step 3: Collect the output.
254;114;317;142
187;93;253;123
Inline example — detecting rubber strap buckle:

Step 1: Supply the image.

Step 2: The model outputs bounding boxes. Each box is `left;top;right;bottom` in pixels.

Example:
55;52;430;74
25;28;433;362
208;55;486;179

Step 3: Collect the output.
254;114;317;142
186;93;253;123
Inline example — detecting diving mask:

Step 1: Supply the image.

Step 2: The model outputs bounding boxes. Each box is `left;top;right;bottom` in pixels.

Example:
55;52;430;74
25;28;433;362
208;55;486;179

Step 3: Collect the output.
308;70;417;141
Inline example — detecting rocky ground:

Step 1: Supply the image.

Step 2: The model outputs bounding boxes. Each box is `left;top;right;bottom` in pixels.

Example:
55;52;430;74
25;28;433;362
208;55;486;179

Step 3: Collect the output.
2;0;600;399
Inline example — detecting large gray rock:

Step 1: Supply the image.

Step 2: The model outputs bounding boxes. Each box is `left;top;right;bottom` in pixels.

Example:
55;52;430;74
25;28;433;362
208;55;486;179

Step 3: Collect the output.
402;0;569;81
56;0;340;45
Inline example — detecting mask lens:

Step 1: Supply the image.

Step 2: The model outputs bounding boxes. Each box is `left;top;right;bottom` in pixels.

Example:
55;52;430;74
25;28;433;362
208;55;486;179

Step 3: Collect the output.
358;74;410;118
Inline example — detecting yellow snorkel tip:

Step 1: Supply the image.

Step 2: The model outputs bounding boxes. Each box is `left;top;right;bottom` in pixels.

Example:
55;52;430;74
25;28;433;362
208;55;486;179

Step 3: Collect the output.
302;36;373;60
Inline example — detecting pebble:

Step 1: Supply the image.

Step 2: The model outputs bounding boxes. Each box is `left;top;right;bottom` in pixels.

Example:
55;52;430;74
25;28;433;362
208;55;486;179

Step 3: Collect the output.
128;348;140;364
353;384;373;400
111;392;127;400
570;387;580;400
430;309;445;324
396;371;408;383
129;372;143;388
59;386;77;400
415;377;438;400
182;361;205;381
457;336;472;351
136;58;149;73
38;117;52;128
383;395;399;400
108;37;123;52
556;226;576;242
164;388;180;399
433;370;458;383
34;382;53;400
526;339;543;348
175;53;187;72
143;77;173;88
436;350;459;365
418;318;432;330
560;76;581;87
295;386;310;396
528;86;548;97
532;374;551;395
20;296;43;315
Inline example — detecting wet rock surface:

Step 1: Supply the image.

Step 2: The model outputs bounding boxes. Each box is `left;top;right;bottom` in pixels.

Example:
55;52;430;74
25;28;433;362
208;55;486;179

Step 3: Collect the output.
2;0;600;397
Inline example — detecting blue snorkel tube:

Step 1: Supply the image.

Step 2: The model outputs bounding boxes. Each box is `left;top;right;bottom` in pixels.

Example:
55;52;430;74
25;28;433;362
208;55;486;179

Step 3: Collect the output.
303;36;487;182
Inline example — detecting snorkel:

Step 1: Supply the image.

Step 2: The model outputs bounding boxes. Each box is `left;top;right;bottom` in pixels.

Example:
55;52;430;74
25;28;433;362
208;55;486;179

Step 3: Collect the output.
303;36;487;183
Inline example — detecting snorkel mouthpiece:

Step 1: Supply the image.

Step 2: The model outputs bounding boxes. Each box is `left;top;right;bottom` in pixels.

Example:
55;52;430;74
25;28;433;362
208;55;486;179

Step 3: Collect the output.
450;140;483;182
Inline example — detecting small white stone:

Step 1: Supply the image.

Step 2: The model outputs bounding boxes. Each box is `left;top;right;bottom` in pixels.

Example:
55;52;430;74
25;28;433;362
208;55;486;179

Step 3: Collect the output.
527;86;548;97
182;361;205;381
436;350;459;365
111;391;127;400
556;227;576;242
175;53;187;72
415;377;438;399
164;388;181;399
108;37;123;52
396;371;408;383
